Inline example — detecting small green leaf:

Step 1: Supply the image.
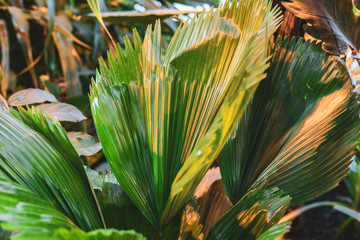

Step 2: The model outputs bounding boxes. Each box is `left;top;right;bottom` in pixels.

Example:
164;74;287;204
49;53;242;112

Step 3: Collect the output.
256;222;291;240
55;228;146;240
67;132;102;156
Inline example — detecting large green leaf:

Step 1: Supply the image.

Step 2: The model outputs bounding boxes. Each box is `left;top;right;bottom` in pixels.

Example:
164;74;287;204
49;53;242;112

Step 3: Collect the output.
0;108;104;231
218;37;352;204
206;186;290;240
91;0;282;227
0;176;76;239
282;0;360;57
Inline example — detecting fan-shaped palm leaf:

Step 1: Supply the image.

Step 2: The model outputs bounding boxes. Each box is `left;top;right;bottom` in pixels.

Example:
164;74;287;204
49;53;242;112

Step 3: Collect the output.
218;37;359;206
90;0;282;228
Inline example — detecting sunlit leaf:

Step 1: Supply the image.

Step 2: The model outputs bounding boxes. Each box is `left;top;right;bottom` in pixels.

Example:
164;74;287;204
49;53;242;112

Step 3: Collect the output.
37;102;86;122
8;88;57;106
0;108;104;231
283;0;360;57
178;204;203;240
206;186;290;240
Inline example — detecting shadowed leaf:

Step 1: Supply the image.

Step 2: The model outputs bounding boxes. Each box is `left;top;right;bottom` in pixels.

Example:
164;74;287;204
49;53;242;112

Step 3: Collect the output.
218;37;359;206
8;7;38;88
283;0;360;57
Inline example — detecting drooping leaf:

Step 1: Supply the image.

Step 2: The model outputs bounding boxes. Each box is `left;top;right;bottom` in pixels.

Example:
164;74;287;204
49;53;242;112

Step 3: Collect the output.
0;20;9;98
55;228;146;240
8;88;57;106
86;0;114;44
282;0;360;57
256;222;291;240
52;15;82;97
0;108;104;231
67;132;102;156
219;36;355;204
206;186;290;240
37;102;86;122
90;0;282;228
84;9;200;24
0;176;77;240
7;7;38;88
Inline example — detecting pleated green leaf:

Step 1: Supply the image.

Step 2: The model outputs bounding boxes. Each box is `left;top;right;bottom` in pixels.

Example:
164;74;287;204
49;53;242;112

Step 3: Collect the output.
206;186;290;240
0;108;104;231
91;0;282;227
55;228;146;240
162;0;282;225
218;37;360;206
256;222;291;240
0;176;76;240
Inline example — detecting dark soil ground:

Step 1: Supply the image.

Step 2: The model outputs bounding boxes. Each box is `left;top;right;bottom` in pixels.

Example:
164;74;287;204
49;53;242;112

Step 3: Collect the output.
285;181;358;240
